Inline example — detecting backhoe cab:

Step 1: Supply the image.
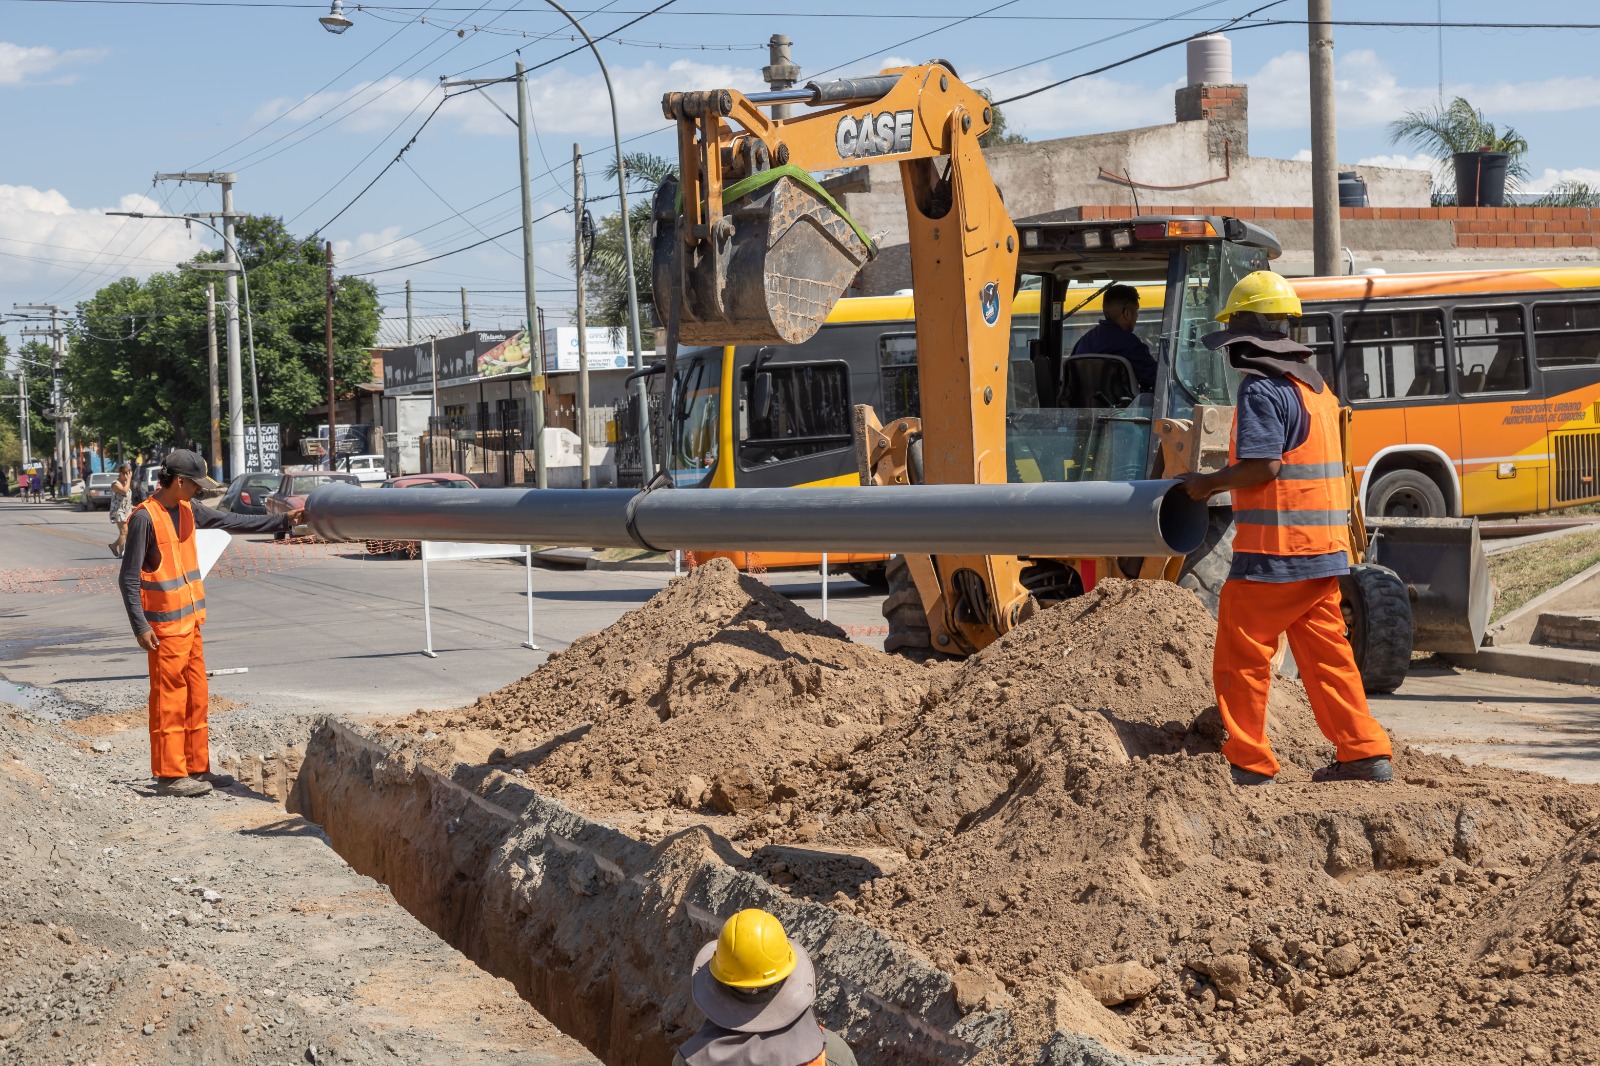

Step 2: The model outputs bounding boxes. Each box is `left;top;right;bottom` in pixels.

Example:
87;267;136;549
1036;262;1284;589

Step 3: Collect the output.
652;62;1487;692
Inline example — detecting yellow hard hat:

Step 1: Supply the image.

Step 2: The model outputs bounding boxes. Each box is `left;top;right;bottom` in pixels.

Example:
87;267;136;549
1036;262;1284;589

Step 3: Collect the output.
1216;270;1302;322
707;909;797;989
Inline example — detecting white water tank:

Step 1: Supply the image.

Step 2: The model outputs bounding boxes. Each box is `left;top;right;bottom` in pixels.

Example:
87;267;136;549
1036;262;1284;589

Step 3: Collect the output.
1187;34;1233;87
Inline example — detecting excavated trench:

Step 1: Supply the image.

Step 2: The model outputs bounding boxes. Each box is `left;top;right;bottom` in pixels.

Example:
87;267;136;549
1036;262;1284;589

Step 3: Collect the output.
239;718;1129;1066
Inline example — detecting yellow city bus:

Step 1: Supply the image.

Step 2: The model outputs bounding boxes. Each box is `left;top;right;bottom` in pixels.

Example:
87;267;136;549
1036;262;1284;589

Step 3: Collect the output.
666;252;1600;577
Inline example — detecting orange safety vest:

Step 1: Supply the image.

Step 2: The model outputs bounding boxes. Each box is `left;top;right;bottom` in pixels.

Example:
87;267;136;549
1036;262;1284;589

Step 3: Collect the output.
137;498;207;635
1229;375;1351;557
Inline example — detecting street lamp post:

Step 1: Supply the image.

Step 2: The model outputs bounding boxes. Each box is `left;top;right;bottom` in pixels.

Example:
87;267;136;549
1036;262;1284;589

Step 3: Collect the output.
322;0;653;478
108;211;263;471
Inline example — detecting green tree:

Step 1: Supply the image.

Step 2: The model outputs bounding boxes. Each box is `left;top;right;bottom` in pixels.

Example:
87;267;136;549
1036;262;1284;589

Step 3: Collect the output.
977;90;1027;148
66;216;379;452
1389;97;1530;197
577;152;674;332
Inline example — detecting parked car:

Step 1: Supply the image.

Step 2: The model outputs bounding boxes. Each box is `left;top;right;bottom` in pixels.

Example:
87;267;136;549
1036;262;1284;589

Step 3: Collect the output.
345;454;388;485
215;470;283;516
83;472;118;510
264;471;360;537
365;473;478;557
132;463;162;504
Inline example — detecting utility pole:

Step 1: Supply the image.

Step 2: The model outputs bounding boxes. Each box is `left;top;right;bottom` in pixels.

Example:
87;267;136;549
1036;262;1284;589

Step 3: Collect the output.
325;240;338;472
461;286;470;332
16;304;68;486
1308;0;1342;276
763;35;801;120
573;144;592;489
155;171;246;472
406;279;413;343
207;284;222;481
440;67;548;488
16;339;30;464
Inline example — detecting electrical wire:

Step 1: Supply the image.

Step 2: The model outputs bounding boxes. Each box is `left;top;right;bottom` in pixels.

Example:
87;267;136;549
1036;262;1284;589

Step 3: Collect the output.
973;0;1234;84
443;0;675;81
305;93;449;234
807;0;1019;80
400;158;523;259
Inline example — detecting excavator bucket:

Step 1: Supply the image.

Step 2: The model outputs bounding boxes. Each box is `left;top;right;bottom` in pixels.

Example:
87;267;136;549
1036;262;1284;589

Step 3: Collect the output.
652;169;875;347
1365;516;1491;654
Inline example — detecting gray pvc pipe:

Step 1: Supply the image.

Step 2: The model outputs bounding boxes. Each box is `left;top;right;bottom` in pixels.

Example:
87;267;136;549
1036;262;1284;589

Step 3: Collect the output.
305;480;1207;558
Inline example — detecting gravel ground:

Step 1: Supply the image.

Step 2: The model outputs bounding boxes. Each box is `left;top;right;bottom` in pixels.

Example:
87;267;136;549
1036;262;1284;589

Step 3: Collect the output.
0;692;600;1066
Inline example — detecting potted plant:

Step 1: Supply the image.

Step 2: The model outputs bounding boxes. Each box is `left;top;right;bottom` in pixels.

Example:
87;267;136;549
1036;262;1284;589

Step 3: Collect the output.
1388;97;1529;207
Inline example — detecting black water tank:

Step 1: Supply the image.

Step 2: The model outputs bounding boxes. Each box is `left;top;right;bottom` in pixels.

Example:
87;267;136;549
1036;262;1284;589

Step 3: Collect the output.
1338;171;1369;208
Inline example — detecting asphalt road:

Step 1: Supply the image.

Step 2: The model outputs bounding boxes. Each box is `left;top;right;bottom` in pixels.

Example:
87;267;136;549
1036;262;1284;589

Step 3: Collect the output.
3;495;1596;782
0;497;888;719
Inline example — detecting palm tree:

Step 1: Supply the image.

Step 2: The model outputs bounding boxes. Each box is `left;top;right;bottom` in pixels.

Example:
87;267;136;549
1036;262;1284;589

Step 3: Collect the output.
1388;97;1530;198
575;152;676;333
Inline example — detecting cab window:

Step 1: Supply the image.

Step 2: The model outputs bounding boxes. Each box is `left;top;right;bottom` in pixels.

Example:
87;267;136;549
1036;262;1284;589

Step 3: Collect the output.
878;334;920;422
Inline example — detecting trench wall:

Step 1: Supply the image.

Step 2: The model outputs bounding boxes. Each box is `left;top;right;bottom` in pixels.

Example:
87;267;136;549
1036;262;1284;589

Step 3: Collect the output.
287;718;1134;1066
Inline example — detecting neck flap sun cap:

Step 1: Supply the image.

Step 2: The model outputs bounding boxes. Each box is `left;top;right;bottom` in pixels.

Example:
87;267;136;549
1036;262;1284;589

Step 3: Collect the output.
692;940;817;1034
161;450;223;494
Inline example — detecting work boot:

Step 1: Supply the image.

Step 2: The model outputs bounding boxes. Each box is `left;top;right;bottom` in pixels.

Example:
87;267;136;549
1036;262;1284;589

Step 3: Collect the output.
192;771;236;787
154;776;212;798
1312;755;1394;783
1229;764;1275;787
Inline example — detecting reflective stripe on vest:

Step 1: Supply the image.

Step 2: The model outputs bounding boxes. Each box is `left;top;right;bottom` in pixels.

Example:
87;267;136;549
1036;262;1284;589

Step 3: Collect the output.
138;499;207;635
1229;377;1352;558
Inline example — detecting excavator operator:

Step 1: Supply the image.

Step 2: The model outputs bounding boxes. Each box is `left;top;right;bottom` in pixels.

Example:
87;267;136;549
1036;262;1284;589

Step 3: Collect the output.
1069;283;1156;391
1176;271;1395;787
676;909;858;1066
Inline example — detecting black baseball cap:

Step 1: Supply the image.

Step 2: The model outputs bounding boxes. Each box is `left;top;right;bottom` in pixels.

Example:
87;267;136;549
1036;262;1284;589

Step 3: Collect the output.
161;450;223;493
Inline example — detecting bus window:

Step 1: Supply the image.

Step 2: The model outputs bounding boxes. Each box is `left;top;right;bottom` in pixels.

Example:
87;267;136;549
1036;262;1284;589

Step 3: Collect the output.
1533;301;1600;369
1453;306;1529;394
739;362;852;467
879;334;919;421
1341;310;1448;401
1290;313;1335;383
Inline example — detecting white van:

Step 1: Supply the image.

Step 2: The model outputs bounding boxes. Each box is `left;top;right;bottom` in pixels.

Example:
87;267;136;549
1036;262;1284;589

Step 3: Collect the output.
345;454;388;485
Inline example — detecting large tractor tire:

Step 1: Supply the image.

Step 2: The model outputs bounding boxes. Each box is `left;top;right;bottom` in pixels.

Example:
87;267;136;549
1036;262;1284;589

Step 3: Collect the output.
1339;563;1414;694
1177;506;1235;617
845;563;891;592
881;555;933;654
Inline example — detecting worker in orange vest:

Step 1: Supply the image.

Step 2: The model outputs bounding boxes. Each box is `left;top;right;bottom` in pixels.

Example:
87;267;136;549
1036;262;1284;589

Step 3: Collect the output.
1178;272;1394;786
117;450;303;797
676;909;858;1066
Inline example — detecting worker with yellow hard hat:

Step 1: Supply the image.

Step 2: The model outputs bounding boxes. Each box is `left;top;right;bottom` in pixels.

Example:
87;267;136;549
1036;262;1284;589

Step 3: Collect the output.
1178;270;1394;787
675;909;859;1066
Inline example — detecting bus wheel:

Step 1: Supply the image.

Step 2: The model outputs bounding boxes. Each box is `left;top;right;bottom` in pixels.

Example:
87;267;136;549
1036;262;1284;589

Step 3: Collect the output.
882;556;933;654
1368;469;1447;519
845;563;890;592
1177;506;1235;617
1339;563;1414;694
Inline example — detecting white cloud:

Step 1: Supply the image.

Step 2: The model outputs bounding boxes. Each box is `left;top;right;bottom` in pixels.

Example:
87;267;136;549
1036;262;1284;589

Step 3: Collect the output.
1524;167;1600;193
0;41;107;86
1291;148;1313;162
0;185;209;293
332;226;430;272
1355;153;1437;171
980;67;1178;139
255;59;766;143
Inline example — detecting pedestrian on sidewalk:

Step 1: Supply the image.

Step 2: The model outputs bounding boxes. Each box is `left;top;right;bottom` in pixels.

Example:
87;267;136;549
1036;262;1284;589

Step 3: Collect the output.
107;464;133;557
676;909;858;1066
118;450;304;798
1178;271;1394;787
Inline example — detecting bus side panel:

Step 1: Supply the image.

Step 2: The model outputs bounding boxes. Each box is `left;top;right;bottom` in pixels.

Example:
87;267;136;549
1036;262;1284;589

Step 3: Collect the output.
1453;394;1550;515
1349;408;1407;502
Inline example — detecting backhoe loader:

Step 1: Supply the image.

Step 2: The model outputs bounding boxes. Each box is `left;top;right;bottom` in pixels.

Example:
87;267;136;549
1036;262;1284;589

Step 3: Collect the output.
651;62;1488;693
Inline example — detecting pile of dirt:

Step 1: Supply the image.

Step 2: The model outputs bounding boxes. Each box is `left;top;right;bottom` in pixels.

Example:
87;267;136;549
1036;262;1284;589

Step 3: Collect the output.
405;558;951;818
407;566;1600;1063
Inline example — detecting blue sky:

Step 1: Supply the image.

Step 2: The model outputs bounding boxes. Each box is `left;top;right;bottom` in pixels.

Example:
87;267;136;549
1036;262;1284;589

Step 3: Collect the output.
4;0;1600;339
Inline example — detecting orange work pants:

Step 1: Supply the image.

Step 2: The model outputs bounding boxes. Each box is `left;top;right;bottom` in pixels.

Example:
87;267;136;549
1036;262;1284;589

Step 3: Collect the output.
147;626;210;778
1214;576;1392;777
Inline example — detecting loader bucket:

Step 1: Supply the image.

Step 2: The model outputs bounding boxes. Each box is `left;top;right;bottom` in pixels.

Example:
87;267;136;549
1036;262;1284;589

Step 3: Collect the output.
1365;517;1491;654
652;166;875;347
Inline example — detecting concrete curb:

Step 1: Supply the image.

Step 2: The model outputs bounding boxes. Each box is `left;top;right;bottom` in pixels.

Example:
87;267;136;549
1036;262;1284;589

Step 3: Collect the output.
1449;645;1600;687
291;718;1136;1066
1481;558;1600;647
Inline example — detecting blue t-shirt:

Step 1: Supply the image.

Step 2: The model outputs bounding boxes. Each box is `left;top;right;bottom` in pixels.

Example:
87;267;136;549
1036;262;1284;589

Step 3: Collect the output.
1070;320;1157;391
1228;375;1350;583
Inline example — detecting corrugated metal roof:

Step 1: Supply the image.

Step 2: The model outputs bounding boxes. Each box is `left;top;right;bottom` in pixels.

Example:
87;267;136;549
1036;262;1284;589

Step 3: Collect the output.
374;316;464;349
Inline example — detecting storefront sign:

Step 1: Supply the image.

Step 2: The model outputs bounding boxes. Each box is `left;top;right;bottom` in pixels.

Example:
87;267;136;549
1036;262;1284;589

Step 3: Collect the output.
540;326;653;372
382;331;533;395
